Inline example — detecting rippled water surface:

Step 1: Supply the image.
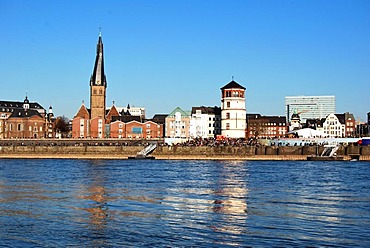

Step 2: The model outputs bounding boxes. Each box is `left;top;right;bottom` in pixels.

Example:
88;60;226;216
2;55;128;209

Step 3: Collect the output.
0;159;369;247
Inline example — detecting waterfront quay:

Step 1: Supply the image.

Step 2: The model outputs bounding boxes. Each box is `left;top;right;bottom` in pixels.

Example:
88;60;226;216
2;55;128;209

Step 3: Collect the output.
0;138;369;160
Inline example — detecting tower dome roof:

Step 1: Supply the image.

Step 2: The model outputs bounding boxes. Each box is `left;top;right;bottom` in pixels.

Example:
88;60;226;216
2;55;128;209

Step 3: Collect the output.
220;80;246;90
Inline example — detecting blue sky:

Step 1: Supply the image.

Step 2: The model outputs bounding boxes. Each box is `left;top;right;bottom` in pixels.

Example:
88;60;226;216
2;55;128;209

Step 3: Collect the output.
1;0;369;121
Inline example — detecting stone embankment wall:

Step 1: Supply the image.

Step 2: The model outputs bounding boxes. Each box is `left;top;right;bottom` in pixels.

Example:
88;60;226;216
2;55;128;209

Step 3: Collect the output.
0;144;369;160
154;146;370;160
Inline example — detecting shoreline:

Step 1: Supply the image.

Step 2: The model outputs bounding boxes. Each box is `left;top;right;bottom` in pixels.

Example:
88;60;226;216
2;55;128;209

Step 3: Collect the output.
1;154;369;161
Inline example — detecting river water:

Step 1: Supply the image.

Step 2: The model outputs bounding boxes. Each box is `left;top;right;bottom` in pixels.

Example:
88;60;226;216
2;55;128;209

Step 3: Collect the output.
0;159;369;247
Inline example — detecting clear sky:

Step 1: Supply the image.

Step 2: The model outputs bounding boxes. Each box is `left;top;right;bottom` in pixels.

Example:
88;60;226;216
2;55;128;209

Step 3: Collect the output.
1;0;369;121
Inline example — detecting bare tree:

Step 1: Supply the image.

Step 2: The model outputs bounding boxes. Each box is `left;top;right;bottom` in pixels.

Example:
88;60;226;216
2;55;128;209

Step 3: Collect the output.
55;116;70;137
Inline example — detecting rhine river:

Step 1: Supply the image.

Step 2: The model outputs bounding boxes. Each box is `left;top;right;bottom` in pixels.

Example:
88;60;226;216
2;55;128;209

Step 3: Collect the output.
0;159;369;247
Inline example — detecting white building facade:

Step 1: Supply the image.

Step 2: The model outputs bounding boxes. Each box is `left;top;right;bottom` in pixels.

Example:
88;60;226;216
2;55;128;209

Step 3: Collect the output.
165;107;191;139
189;106;221;139
220;80;246;138
285;95;335;123
321;113;345;138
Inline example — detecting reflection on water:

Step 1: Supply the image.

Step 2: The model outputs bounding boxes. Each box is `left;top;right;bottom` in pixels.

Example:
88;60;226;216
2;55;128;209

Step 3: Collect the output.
0;159;369;247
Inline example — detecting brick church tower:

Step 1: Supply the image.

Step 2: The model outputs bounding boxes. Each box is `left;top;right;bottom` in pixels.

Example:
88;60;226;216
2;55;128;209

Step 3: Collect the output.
72;32;107;138
90;32;107;120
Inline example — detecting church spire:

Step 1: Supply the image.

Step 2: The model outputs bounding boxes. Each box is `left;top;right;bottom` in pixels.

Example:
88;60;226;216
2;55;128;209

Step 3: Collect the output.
90;31;107;87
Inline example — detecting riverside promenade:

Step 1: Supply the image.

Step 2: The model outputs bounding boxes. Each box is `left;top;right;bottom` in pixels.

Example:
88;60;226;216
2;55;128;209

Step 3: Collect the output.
0;139;369;161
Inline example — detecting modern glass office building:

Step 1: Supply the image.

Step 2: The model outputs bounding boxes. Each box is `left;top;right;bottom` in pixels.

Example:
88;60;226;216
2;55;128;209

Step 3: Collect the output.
285;95;335;123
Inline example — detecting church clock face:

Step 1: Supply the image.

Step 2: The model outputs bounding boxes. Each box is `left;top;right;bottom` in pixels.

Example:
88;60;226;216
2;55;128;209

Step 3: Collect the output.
96;80;101;85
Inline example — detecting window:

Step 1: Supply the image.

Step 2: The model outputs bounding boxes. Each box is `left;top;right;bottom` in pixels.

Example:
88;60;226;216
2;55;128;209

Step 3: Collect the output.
226;123;230;130
17;124;22;131
226;113;230;119
132;127;142;134
227;102;230;108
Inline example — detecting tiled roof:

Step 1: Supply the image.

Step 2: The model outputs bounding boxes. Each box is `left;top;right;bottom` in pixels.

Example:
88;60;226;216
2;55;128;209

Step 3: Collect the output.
167;107;190;117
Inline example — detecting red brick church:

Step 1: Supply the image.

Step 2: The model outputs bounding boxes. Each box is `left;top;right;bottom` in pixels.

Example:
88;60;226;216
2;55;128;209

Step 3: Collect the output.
72;33;163;139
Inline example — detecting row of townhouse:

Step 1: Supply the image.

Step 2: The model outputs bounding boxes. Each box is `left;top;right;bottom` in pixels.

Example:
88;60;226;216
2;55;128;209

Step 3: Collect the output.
165;106;222;139
72;103;165;139
164;108;289;140
298;112;357;138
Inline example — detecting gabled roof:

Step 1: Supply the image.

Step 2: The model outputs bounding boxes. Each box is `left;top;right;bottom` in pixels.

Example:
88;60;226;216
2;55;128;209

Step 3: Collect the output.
335;114;345;124
74;104;90;119
106;104;120;120
220;80;246;90
167;107;191;118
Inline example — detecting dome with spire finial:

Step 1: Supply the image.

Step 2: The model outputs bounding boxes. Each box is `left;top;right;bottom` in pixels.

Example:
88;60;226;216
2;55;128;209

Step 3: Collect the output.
291;109;300;121
23;95;30;110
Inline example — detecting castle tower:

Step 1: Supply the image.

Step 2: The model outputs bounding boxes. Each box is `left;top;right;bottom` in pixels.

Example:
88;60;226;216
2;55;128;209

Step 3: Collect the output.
220;79;246;138
90;32;107;121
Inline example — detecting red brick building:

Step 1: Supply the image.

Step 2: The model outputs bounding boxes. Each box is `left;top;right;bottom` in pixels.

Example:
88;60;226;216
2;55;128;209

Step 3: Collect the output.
0;96;54;139
72;33;164;139
246;114;288;138
72;32;107;138
109;116;163;139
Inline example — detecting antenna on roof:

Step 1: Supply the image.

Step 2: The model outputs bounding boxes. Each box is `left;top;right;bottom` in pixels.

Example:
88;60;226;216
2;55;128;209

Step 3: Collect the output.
99;27;102;37
232;76;234;81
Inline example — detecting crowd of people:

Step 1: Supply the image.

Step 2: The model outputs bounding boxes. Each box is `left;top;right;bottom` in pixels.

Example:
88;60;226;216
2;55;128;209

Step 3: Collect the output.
164;137;261;147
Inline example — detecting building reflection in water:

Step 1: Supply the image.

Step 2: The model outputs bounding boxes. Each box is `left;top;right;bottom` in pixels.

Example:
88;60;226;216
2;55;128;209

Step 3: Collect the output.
75;160;112;246
211;160;248;237
160;160;248;245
